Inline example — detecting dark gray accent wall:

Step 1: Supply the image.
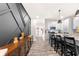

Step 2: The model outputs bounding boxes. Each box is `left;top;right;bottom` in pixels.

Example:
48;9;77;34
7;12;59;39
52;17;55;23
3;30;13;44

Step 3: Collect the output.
19;3;31;35
0;4;8;12
8;3;24;31
0;3;31;47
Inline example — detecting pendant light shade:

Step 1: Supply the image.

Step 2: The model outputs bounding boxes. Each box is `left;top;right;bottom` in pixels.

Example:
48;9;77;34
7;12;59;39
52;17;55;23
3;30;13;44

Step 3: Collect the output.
75;9;79;17
75;10;79;16
58;19;62;23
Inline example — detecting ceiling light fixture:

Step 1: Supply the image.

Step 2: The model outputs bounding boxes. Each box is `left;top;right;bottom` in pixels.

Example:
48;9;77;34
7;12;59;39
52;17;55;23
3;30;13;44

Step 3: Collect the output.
58;9;62;23
36;16;39;19
75;9;79;17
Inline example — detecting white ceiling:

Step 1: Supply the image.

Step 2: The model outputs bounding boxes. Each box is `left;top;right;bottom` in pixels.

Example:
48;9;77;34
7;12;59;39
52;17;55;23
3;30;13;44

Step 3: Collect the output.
22;3;79;20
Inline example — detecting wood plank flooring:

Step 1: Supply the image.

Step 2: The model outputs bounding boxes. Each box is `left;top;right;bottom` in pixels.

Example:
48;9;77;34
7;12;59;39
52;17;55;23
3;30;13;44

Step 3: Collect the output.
27;37;59;56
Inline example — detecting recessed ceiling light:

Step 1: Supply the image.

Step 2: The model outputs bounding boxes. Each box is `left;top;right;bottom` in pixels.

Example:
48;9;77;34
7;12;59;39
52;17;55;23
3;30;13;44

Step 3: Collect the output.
36;16;39;19
60;16;64;19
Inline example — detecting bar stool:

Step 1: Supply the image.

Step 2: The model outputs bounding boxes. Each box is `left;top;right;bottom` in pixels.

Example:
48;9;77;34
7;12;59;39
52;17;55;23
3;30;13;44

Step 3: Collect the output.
51;34;56;47
64;36;78;56
51;34;58;52
49;33;51;45
55;35;64;55
49;32;55;47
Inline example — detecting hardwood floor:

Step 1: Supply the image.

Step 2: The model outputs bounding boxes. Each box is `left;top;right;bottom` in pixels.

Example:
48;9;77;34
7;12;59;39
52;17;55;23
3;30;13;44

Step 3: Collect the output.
27;37;59;56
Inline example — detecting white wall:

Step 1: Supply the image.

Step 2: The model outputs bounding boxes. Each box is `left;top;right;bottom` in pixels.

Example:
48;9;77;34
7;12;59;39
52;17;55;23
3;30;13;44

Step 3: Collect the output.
73;17;79;29
31;19;45;41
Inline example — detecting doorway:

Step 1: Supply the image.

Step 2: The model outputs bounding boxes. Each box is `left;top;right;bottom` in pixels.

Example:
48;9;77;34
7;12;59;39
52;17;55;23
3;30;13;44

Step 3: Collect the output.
31;19;45;41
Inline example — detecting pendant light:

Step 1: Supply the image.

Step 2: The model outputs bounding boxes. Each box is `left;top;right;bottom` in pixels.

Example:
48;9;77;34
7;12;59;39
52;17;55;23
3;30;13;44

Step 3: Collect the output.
58;9;62;23
75;9;79;17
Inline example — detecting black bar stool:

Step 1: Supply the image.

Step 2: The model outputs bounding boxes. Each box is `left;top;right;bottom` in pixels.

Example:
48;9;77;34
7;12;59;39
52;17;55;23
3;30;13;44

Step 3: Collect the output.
51;34;56;47
55;35;64;55
49;32;55;47
64;36;78;56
